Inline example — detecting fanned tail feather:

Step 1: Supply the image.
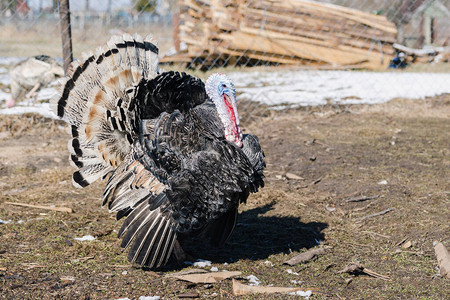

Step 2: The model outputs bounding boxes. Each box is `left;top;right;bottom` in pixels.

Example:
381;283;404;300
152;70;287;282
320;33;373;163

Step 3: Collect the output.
51;34;159;188
119;203;177;269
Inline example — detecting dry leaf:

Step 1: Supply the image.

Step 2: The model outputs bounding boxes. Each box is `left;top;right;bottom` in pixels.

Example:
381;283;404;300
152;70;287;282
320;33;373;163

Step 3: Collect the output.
434;242;450;278
401;241;412;249
232;279;317;296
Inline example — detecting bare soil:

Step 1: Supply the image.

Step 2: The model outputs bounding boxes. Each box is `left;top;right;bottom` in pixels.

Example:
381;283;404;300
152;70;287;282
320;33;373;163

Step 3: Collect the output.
0;95;449;299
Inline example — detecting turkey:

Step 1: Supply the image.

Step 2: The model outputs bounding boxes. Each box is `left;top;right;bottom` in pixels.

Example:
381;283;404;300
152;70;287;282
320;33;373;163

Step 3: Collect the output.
52;34;265;269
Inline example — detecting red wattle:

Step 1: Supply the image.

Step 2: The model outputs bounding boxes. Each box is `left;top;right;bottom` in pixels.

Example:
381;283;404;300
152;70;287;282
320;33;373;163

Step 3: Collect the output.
223;95;236;125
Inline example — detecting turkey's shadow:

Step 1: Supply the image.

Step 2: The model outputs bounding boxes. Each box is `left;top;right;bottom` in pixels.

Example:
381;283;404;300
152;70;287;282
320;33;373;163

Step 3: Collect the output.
182;202;328;264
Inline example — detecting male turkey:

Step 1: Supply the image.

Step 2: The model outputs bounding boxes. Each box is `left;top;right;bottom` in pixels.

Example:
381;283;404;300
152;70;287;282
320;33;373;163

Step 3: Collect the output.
52;34;265;269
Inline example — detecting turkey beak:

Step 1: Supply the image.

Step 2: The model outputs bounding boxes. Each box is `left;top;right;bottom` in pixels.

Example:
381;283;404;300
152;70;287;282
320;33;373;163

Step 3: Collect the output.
223;94;233;107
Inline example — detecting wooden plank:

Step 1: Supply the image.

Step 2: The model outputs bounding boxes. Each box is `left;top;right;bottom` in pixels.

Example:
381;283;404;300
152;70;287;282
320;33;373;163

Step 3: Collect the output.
286;0;397;34
218;31;388;68
239;26;394;56
243;18;396;44
160;54;193;63
255;0;395;29
241;8;396;43
217;46;310;65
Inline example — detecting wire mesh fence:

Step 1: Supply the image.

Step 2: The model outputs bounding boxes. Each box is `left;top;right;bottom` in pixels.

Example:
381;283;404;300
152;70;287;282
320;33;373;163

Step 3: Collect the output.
0;0;449;118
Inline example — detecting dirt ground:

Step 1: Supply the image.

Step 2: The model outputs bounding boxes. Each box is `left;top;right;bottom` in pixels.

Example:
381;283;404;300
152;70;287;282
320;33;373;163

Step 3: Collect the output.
0;94;449;299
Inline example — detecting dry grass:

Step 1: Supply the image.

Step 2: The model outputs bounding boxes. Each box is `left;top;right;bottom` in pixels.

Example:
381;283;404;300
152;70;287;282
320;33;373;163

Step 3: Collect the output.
0;95;449;299
0;23;174;58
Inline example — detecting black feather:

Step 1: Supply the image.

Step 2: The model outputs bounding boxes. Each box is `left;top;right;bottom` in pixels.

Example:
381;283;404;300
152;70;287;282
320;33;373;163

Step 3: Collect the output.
73;171;90;187
117;207;133;220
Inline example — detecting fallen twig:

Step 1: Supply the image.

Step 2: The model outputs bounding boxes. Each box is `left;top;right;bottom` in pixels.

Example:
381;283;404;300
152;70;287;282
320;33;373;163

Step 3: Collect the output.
283;248;326;266
361;231;391;239
232;279;319;296
4;201;73;213
312;177;322;185
337;262;391;281
71;256;94;263
20;263;45;269
342;195;379;204
356;208;394;222
178;292;200;298
311;139;329;147
434;242;450;278
285;172;304;180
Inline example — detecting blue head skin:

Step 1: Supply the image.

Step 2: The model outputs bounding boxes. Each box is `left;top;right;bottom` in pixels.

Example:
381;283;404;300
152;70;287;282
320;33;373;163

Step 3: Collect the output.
206;74;242;147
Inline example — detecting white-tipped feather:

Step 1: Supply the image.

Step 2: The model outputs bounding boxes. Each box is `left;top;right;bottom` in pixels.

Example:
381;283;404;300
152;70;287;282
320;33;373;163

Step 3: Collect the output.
72;163;111;188
53;34;159;189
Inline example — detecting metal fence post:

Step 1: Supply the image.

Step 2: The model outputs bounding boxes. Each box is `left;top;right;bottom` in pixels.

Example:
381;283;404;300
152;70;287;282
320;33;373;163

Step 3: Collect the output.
59;0;73;76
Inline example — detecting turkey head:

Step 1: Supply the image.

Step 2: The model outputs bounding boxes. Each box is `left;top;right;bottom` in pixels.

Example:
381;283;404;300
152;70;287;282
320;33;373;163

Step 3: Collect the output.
205;74;243;147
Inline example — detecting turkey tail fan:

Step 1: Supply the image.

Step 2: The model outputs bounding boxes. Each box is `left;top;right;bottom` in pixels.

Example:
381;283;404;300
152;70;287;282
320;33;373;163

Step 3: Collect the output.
51;34;159;188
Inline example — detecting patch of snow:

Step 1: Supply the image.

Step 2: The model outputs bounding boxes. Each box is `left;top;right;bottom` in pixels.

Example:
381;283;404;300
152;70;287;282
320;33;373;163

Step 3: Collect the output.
289;290;313;298
0;102;57;119
210;266;219;272
0;219;12;224
0;90;10;102
36;87;57;101
378;180;388;185
74;235;96;241
264;260;274;267
138;296;160;300
0;57;26;66
230;70;450;108
193;259;212;267
17;220;25;224
246;274;261;286
291;279;302;285
287;269;300;276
